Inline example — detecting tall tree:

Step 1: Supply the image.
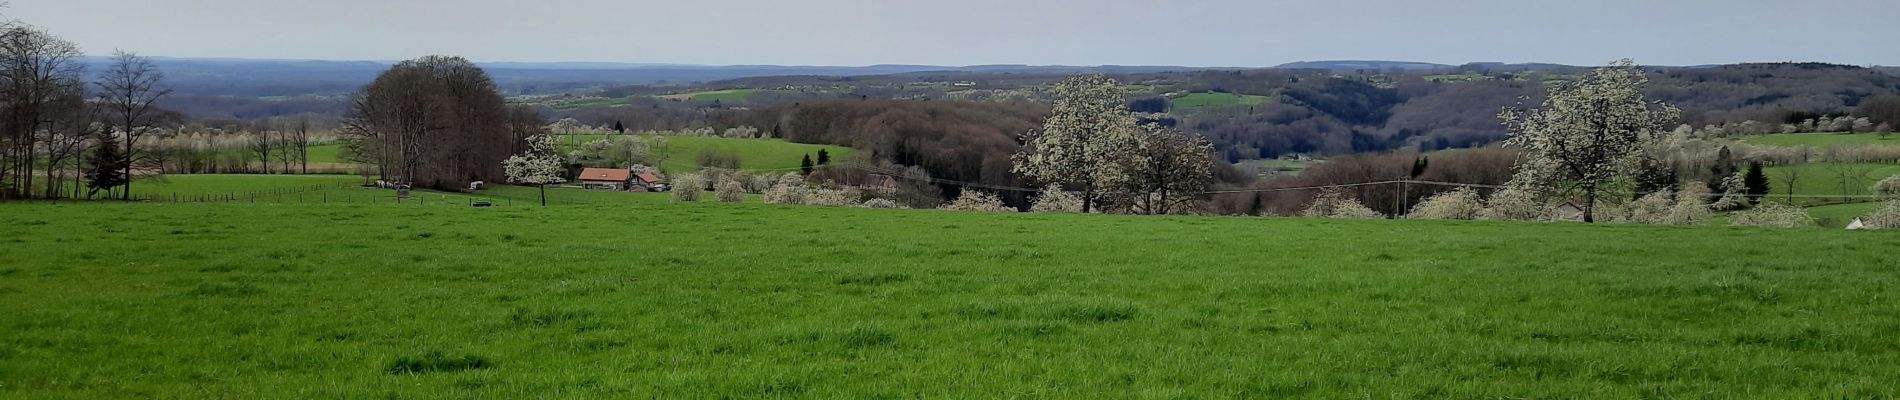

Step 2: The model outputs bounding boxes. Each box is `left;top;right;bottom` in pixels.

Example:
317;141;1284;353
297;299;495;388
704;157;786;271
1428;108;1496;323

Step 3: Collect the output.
502;134;564;206
1742;162;1770;205
341;55;513;189
289;116;311;174
84;131;128;199
1110;124;1215;215
0;22;85;199
93;51;170;200
1499;59;1680;222
1013;74;1139;213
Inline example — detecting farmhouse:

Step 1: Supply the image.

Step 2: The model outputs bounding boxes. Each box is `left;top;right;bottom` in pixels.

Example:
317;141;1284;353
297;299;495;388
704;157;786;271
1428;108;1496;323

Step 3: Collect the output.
632;172;662;191
577;168;631;190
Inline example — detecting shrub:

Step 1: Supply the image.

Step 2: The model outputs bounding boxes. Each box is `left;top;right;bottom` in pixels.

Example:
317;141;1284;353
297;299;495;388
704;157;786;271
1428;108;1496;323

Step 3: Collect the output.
942;191;1012;212
714;178;745;203
807;188;862;207
1729;204;1813;228
860;198;901;209
1664;186;1713;225
1624;189;1675;224
1029;188;1084;213
1874;176;1900;201
670;173;702;202
1478;188;1551;221
1406;188;1483;220
1861;201;1900;229
1299;190;1383;219
763;183;805;205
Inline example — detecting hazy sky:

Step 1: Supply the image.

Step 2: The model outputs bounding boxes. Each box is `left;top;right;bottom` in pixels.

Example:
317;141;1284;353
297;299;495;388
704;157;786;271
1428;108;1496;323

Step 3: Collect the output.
12;0;1900;66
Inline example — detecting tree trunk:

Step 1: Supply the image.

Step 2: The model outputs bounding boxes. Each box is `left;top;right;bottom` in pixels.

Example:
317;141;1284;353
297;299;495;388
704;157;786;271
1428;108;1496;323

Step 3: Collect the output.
1582;184;1599;223
1082;182;1094;214
539;184;547;207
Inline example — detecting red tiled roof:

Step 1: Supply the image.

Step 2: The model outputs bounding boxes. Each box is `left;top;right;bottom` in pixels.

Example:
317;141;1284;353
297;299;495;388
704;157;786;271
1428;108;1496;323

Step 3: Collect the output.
578;168;630;182
634;173;660;183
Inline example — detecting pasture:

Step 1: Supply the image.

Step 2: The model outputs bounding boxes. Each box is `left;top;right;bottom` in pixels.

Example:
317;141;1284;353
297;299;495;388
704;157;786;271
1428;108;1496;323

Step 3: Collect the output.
1170;92;1273;109
1742;133;1900;147
564;135;850;173
2;196;1900;398
1761;162;1900;206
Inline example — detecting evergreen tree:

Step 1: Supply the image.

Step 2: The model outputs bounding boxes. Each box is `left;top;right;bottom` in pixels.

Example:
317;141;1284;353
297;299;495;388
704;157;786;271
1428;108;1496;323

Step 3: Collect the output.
1743;162;1770;205
612;121;625;134
1410;156;1429;178
85;134;130;199
800;154;814;176
817;149;831;165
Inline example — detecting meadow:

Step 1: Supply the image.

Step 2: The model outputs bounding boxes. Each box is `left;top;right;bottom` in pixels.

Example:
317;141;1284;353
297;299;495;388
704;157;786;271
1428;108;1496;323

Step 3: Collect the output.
1742;132;1900;147
1762;162;1900;206
564;135;851;173
1170;92;1274;109
2;193;1899;398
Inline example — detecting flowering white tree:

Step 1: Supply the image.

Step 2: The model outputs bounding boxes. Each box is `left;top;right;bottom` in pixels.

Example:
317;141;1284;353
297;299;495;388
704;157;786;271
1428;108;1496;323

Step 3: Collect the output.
1499;59;1680;223
502;134;565;206
1110;124;1215;215
1013;74;1139;213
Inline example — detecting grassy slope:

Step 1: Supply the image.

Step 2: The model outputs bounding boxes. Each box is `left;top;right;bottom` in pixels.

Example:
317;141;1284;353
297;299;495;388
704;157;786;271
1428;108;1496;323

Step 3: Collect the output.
129;174;363;198
1806;202;1885;228
3;202;1900;398
1171;92;1273;109
565;135;851;173
1742;133;1900;147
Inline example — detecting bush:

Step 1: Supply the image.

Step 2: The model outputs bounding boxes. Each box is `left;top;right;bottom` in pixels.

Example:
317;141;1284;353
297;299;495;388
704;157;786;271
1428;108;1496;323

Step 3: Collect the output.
1479;188;1551;221
807;188;862;207
1300;190;1383;219
860;198;901;209
1861;201;1900;229
1729;204;1813;228
1875;176;1900;201
714;178;745;203
670;173;702;202
1406;188;1483;220
1623;189;1675;224
942;191;1012;212
763;184;805;205
1665;186;1713;225
1029;188;1084;213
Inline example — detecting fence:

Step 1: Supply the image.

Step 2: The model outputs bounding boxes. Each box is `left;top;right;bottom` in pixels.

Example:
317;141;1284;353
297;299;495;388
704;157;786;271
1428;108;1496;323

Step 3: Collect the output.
123;182;524;207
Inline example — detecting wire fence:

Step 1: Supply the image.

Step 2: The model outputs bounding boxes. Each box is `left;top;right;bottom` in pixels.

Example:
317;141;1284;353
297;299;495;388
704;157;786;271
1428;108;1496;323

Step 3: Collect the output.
120;182;528;207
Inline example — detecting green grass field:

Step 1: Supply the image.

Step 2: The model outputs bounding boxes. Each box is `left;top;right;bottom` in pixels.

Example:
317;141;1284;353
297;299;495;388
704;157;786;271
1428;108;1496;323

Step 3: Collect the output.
1171;92;1273;109
3;200;1899;398
565;135;850;174
1742;133;1900;147
1761;163;1900;205
128;174;363;198
305;143;345;163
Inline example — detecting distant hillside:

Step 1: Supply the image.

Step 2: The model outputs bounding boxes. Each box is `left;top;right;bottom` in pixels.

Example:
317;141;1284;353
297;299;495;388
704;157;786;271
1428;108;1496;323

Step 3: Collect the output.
94;57;1233;97
1274;60;1453;72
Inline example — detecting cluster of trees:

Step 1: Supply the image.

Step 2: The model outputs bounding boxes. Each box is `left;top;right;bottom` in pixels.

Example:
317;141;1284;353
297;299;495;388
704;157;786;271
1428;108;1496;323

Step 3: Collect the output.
1013;75;1218;215
0;15;172;200
341;56;537;190
740;98;1045;207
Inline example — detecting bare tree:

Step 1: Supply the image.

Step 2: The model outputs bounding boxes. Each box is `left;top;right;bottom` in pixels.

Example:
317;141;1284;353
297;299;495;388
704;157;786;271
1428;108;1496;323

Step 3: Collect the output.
0;22;85;199
93;50;171;199
247;122;273;174
1778;146;1811;203
290;116;311;174
341;55;513;189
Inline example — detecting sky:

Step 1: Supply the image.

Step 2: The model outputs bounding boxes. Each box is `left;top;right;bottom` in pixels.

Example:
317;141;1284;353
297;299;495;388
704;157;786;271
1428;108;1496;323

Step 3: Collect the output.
12;0;1900;67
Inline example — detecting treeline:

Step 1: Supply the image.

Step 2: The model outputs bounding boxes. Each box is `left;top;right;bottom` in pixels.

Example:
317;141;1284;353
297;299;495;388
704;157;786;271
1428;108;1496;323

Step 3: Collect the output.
734;99;1048;205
